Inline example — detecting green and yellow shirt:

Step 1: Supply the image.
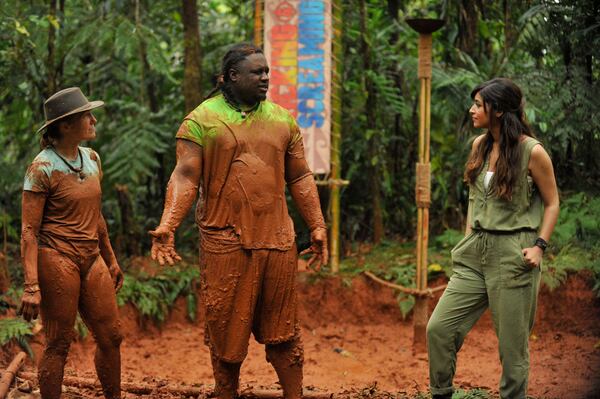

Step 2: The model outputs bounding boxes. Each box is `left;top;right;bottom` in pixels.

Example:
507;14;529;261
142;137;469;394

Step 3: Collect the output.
176;94;312;252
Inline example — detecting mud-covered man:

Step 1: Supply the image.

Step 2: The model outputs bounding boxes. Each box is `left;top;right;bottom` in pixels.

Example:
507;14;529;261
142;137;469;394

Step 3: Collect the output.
150;43;328;399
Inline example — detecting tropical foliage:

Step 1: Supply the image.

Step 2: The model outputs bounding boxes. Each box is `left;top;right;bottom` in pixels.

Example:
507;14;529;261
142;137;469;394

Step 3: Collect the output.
117;263;200;323
0;318;34;357
0;0;598;289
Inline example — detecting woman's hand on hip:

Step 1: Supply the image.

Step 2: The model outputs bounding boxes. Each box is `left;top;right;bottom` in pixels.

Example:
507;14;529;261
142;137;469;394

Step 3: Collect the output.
108;263;124;292
522;246;543;268
18;288;41;322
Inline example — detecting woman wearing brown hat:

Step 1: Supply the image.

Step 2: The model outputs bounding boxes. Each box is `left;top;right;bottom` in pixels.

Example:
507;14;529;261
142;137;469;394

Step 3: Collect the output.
19;87;122;398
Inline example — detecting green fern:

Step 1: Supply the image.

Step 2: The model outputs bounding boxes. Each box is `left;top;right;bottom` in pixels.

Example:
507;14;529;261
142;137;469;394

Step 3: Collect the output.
117;264;200;324
0;318;34;358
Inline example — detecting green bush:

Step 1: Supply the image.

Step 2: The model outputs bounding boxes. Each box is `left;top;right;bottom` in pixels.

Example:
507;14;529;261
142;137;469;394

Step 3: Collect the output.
117;264;200;323
0;318;34;357
552;193;600;251
543;193;600;294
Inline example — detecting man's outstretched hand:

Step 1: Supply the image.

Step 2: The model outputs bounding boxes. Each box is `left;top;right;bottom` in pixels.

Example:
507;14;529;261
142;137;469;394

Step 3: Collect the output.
299;227;328;271
149;225;182;266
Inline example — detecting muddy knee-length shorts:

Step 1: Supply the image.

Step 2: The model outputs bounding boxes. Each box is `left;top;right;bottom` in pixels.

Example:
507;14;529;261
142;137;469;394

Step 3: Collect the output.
200;245;299;363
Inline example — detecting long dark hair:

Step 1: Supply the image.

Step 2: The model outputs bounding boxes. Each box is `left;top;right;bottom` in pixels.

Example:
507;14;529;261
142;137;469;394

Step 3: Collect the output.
205;42;263;101
464;78;535;201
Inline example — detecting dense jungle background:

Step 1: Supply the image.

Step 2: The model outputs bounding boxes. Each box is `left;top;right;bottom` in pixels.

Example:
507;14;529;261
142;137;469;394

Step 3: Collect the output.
0;0;599;397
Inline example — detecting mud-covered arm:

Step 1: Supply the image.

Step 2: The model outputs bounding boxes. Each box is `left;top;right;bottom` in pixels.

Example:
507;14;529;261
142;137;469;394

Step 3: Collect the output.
287;169;327;232
150;139;202;265
523;144;560;268
286;140;328;269
98;214;118;267
19;191;45;321
92;149;123;290
285;123;326;232
98;213;123;291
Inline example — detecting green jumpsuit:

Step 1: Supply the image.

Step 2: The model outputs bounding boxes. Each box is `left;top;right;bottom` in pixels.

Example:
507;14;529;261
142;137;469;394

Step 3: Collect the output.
427;137;543;399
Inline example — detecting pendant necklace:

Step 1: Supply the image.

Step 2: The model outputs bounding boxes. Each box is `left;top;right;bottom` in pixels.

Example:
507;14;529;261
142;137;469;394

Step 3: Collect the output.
223;91;259;119
51;147;86;180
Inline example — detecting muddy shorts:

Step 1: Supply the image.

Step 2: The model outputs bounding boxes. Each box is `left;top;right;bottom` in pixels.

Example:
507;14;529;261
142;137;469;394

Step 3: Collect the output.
200;245;299;363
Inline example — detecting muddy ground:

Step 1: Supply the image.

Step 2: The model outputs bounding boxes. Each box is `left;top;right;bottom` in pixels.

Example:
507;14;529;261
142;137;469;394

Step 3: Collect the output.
4;271;600;398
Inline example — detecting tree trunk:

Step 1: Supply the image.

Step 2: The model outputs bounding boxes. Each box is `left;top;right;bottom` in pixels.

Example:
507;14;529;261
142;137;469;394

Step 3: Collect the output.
134;0;165;213
456;0;478;58
182;0;203;113
115;185;141;258
46;0;58;96
360;0;384;244
386;0;403;140
386;0;402;44
503;0;511;55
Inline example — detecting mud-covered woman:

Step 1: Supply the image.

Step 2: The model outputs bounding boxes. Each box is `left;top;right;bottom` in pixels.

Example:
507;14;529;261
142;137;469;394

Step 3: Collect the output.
426;78;560;399
18;87;123;399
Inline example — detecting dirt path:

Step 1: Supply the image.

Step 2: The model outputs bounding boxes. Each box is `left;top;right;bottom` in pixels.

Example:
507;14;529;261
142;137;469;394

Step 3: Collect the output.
18;272;600;398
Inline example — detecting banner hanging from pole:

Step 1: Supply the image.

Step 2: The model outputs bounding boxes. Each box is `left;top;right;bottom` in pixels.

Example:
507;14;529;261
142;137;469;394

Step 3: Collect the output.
264;0;332;174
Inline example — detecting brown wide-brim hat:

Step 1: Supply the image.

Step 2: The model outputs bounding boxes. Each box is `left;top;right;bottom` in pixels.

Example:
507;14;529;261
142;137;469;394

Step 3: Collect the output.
36;87;104;133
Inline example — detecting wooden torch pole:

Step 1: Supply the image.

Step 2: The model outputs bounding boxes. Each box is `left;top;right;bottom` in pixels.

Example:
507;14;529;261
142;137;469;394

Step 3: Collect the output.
406;18;444;353
413;33;432;352
254;0;264;48
329;0;343;272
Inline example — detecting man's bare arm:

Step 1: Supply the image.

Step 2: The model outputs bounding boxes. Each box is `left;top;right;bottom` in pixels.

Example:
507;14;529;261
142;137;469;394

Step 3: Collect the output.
150;139;203;265
286;156;328;270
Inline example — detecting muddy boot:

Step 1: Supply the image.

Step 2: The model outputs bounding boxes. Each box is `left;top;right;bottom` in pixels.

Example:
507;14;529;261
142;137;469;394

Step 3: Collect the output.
266;338;303;399
210;352;241;399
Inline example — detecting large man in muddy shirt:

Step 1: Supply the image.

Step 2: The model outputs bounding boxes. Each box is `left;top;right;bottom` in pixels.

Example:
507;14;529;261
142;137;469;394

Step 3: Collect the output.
150;43;328;399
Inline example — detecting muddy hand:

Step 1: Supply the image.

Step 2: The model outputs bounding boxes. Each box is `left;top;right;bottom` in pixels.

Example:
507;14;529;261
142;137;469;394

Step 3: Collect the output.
149;225;182;266
18;289;41;322
109;263;124;292
299;227;328;271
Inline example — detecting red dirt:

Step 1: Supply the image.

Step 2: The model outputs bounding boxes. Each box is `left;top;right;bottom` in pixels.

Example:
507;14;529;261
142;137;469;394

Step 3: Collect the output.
8;271;600;398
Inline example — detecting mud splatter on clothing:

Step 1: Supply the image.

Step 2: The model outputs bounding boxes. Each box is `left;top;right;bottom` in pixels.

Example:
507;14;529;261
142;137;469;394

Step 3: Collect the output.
23;147;102;261
200;244;299;363
176;94;312;252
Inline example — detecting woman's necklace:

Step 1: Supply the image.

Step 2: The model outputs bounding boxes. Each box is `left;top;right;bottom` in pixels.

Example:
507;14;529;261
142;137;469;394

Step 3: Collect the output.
223;91;259;118
51;147;86;180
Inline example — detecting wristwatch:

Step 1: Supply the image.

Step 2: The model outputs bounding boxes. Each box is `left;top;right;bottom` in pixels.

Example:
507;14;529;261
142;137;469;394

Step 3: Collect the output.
534;237;548;252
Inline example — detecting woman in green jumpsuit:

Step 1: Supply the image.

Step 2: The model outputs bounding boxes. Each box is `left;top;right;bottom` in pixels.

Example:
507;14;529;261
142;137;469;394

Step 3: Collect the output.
427;78;560;399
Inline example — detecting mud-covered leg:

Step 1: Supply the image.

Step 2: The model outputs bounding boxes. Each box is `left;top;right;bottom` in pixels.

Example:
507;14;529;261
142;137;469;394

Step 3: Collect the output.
266;337;304;399
210;351;241;399
37;248;80;399
79;256;122;399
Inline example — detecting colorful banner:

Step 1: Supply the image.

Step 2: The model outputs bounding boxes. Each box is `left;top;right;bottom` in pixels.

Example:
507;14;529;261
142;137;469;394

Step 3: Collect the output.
264;0;331;174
